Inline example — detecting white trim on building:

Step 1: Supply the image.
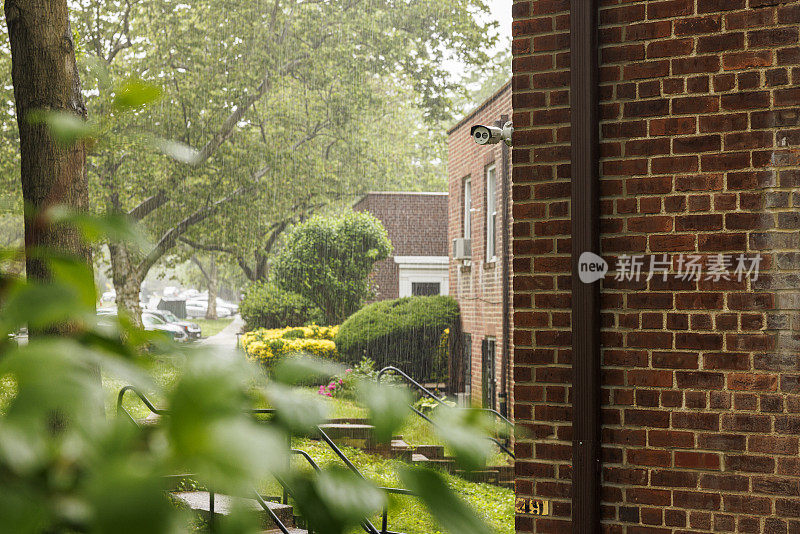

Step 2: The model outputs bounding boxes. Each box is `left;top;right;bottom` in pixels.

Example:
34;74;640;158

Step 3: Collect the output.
394;256;450;297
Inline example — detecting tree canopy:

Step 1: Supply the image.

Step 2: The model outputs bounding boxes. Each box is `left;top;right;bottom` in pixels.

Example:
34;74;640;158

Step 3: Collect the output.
31;0;498;321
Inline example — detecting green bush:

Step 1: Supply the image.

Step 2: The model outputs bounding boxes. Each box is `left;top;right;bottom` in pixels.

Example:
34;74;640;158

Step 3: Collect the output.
272;211;393;325
240;282;324;330
335;296;460;383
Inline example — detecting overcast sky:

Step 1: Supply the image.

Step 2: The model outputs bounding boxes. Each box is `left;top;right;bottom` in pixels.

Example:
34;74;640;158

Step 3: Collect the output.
488;0;513;44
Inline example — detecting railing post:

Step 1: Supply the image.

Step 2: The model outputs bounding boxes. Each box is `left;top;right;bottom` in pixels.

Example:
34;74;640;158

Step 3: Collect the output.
209;490;215;533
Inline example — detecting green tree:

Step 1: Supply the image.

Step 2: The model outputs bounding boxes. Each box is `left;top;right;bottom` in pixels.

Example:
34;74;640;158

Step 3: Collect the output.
64;0;494;323
272;211;392;324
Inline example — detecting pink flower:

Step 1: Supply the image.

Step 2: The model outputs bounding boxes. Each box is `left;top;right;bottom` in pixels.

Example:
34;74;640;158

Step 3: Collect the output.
338;379;343;385
345;369;352;373
325;392;332;397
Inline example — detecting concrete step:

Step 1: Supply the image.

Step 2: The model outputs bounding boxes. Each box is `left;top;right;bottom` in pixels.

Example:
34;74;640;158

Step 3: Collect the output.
171;491;295;529
495;464;514;480
325;418;371;425
413;444;445;460
388;438;413;461
315;423;375;449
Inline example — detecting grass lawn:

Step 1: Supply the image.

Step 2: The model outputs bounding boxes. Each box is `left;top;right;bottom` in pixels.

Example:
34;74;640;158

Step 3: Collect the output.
194;317;235;338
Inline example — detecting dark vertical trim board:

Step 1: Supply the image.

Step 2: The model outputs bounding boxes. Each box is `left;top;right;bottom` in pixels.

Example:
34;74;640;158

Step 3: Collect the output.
570;0;601;532
500;115;512;419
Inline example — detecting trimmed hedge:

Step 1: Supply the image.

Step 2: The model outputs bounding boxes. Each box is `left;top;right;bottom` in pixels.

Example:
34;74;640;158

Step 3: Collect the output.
240;282;324;331
335;296;460;383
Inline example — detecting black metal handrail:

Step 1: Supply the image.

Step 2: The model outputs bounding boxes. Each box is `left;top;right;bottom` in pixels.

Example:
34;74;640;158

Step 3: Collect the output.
116;385;276;426
377;366;515;460
314;425;412;534
118;386;410;534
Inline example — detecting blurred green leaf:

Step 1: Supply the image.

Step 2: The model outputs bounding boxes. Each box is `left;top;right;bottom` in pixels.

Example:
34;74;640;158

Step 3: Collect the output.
271;355;342;386
432;407;493;472
266;384;328;434
398;467;490;534
26;110;97;146
47;207;151;251
82;54;112;90
113;79;163;111
0;485;47;534
0;281;92;332
153;138;202;165
48;256;97;308
357;381;411;443
287;468;385;534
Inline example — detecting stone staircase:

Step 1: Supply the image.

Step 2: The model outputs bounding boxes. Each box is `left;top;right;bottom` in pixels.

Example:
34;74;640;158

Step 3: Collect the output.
171;491;307;533
308;418;514;489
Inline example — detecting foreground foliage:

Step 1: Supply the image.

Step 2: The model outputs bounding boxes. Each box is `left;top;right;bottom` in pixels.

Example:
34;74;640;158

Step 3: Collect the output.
0;215;496;534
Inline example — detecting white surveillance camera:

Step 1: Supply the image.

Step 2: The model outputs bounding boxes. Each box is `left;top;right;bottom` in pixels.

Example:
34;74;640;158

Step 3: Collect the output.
471;122;513;147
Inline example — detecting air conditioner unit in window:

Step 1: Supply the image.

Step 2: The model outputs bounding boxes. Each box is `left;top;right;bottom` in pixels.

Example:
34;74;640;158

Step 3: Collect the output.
452;238;471;260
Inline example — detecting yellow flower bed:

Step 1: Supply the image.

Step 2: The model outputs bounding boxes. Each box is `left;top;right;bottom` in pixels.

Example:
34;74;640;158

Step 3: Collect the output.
241;325;339;366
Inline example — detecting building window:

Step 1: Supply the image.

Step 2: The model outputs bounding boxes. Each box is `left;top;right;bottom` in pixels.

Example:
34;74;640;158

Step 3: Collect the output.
411;282;440;296
463;176;472;239
486;164;497;262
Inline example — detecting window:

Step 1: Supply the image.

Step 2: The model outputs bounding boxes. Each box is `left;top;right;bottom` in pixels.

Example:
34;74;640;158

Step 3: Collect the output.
485;164;497;261
463;176;472;239
411;282;440;296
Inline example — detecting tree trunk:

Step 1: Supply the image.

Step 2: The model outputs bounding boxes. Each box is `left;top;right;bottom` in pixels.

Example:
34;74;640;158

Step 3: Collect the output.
205;256;218;320
5;0;93;290
109;243;143;326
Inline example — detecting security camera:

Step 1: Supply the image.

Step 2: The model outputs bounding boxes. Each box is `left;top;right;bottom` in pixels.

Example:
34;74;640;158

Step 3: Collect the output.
471;121;513;147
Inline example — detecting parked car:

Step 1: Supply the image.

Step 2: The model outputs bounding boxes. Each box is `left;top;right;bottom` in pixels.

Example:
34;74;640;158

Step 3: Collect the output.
142;312;188;342
184;297;238;319
145;309;202;340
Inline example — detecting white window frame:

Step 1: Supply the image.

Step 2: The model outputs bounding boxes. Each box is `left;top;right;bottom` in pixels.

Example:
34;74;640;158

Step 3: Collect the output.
463;176;472;239
486;164;497;262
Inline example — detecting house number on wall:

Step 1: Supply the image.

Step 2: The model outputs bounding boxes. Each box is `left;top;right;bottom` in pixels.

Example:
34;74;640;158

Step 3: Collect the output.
515;498;550;516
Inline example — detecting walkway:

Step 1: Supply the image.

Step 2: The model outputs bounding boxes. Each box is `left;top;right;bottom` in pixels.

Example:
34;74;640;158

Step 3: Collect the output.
201;315;243;350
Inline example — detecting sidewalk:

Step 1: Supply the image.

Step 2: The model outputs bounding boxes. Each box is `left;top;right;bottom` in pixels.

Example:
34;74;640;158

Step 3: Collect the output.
200;315;244;350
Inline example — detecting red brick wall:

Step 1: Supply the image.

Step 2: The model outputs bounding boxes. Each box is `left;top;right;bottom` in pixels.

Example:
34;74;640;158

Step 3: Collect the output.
513;0;800;532
447;83;513;407
354;192;448;301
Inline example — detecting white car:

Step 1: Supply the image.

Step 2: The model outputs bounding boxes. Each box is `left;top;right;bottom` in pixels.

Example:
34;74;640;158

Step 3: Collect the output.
142;312;188;342
146;309;202;340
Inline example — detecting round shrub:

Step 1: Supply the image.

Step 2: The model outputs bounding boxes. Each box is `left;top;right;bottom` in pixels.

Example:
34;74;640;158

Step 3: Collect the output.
334;296;460;383
239;282;324;331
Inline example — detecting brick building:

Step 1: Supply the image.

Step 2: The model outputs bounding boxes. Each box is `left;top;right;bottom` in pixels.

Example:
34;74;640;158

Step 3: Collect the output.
353;192;449;302
512;0;800;532
447;82;514;411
